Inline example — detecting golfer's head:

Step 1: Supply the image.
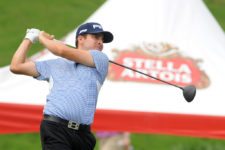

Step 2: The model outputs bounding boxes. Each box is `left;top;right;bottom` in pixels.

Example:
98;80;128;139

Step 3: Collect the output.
75;22;113;48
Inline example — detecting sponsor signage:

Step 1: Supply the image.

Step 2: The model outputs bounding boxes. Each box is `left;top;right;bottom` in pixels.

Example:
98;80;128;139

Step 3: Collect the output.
108;43;210;88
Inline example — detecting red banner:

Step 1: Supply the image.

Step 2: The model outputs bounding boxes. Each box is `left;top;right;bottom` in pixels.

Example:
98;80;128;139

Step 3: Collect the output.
1;103;225;140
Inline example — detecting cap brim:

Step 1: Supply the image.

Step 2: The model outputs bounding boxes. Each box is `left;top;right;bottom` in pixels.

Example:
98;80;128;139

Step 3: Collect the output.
88;31;113;43
102;31;113;43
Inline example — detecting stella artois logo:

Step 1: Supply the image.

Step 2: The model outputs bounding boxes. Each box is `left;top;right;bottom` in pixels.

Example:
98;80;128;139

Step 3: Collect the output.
108;42;210;89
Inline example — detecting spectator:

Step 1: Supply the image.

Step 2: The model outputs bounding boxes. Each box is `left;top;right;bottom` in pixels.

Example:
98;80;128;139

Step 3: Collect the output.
96;131;133;150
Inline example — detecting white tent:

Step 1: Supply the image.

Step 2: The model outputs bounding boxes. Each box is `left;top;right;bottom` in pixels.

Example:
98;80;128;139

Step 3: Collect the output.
1;0;225;139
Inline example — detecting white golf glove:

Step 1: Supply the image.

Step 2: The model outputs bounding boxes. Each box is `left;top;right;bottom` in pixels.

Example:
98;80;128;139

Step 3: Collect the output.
24;28;40;43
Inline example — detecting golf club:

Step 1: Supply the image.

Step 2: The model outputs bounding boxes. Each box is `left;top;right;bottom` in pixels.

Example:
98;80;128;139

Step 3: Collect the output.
62;41;196;102
109;60;196;102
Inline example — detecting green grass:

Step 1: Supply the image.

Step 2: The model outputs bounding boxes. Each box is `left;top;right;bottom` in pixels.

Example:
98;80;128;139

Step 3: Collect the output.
131;134;225;150
0;0;105;67
0;133;41;150
204;0;225;30
0;0;225;149
1;133;225;150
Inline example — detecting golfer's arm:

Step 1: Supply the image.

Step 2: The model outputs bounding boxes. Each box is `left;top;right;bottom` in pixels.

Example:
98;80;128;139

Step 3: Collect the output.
39;33;95;67
10;39;39;77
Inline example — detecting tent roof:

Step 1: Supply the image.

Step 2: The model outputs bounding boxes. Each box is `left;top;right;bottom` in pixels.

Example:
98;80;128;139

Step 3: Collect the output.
1;0;225;139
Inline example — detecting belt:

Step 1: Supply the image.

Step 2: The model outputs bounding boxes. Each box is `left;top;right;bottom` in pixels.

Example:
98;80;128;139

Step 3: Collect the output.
43;114;90;132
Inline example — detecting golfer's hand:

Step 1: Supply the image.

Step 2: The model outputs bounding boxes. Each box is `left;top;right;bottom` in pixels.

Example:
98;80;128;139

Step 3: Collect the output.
39;31;54;40
24;28;40;43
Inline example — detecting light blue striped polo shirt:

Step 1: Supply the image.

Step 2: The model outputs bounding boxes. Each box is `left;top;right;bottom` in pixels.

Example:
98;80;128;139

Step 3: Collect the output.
35;50;109;125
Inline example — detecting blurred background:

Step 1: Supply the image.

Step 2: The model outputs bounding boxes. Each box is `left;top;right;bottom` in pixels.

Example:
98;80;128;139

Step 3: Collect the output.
0;0;225;149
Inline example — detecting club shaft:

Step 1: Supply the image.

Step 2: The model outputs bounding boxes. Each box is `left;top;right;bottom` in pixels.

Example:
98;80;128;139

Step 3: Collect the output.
109;60;183;90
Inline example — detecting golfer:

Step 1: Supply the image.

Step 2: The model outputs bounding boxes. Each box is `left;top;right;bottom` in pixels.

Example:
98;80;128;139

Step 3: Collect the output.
10;22;113;150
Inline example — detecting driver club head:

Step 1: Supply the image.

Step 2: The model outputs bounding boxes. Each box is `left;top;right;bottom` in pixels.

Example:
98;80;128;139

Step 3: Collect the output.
182;85;196;102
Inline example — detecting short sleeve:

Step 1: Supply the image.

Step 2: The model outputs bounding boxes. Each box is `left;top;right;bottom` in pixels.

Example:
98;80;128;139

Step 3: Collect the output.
34;60;53;81
90;50;109;82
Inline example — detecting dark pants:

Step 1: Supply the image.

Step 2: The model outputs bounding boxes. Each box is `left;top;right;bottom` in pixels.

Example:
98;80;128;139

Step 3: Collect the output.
40;120;96;150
